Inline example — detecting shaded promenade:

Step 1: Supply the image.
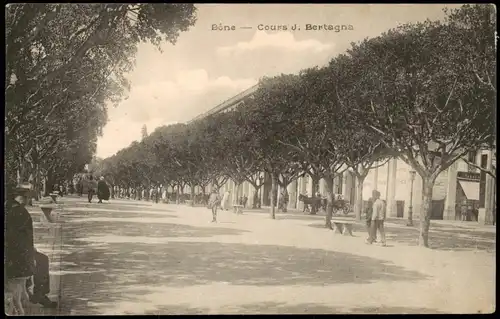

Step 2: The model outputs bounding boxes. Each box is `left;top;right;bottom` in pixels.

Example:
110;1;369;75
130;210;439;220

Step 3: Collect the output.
27;196;495;315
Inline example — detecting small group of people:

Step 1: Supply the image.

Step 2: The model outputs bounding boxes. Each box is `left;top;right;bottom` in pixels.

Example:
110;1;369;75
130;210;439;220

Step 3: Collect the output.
207;190;249;222
364;189;387;246
5;184;58;315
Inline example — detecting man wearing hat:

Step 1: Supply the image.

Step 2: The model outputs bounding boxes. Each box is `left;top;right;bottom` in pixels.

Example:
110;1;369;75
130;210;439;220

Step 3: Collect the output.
87;175;97;203
366;190;387;246
5;183;57;314
5;183;35;314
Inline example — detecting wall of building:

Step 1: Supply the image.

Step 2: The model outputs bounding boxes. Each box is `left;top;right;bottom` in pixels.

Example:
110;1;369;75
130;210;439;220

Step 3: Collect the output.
173;150;493;223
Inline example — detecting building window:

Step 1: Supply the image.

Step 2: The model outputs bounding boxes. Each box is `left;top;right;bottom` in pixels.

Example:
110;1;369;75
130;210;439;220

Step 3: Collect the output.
467;150;477;172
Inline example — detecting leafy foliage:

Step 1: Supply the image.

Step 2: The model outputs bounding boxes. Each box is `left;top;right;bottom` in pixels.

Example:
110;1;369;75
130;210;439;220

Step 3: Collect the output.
98;5;494;246
4;3;197;195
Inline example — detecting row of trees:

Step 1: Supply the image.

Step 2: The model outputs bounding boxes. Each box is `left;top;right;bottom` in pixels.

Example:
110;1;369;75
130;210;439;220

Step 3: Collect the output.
5;4;197;198
99;4;495;247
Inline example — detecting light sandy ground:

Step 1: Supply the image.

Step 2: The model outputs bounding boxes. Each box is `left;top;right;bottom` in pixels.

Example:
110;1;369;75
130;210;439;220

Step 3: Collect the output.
28;197;495;315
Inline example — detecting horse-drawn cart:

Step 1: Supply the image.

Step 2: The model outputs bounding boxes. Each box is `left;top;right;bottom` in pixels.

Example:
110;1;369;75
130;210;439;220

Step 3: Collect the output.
298;193;352;215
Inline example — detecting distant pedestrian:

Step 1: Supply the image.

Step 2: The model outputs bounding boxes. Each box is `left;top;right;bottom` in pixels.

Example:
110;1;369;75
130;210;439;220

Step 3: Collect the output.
221;191;231;211
87;176;97;203
208;191;222;222
366;190;386;246
471;203;479;222
460;200;468;221
97;176;110;203
364;196;377;243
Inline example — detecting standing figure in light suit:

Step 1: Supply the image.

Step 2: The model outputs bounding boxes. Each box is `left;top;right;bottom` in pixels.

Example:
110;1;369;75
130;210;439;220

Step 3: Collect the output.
221;190;231;211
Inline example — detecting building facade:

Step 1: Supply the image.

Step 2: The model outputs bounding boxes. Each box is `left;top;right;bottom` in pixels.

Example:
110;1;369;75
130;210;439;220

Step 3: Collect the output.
185;85;496;222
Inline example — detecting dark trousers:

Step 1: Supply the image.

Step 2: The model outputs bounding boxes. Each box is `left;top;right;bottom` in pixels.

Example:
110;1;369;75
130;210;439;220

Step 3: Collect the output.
26;251;50;297
88;190;94;202
366;220;377;241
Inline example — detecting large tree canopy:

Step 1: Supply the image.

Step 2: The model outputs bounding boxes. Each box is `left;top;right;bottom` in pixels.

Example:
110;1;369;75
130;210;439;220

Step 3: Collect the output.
99;4;495;247
4;3;197;195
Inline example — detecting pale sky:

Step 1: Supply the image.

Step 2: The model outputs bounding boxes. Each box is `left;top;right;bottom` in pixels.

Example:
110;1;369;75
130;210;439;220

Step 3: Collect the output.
96;3;463;158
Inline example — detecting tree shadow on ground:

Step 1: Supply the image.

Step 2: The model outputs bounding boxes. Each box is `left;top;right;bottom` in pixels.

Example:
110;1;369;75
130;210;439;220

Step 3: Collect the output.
58;210;177;220
144;304;211;315
388;218;496;232
276;214;327;221
384;224;495;252
103;200;155;207
219;301;446;314
58;221;250;246
307;220;496;253
308;222;366;232
49;241;428;315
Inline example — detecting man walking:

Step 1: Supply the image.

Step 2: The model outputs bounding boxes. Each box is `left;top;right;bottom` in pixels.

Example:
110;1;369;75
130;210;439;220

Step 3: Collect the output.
364;195;376;243
87;175;97;203
366;190;386;246
208;190;222;222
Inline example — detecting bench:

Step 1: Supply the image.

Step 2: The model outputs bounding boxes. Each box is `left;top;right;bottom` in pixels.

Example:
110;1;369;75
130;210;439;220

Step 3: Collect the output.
40;205;57;223
331;219;355;236
49;193;59;203
233;204;244;214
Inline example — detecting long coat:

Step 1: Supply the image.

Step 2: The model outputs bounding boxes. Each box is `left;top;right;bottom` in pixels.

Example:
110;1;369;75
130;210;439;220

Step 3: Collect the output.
4;200;35;278
221;191;231;210
97;180;110;201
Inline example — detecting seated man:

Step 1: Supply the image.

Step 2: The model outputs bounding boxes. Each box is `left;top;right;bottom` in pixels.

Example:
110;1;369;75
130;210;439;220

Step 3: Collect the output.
5;184;57;310
25;250;57;308
5;184;35;315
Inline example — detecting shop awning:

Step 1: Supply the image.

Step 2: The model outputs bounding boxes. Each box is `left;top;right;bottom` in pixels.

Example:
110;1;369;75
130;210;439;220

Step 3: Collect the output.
458;180;480;201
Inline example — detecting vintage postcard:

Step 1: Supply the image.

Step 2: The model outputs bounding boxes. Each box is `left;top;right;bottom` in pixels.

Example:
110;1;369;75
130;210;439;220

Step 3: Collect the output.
4;3;496;315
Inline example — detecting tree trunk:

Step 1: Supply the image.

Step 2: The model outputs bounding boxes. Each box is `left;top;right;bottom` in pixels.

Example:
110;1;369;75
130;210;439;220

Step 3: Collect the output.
33;164;41;200
233;181;241;208
310;175;320;214
251;183;263;209
354;174;366;221
270;173;277;219
312;176;320;195
282;186;289;213
419;177;435;248
110;184;115;199
484;152;494;225
176;185;180;205
278;178;291;213
325;176;335;229
44;171;55;197
17;157;31;185
190;184;195;206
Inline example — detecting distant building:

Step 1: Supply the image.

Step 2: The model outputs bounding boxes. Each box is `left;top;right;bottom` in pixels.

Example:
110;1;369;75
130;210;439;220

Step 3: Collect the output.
184;85;496;222
141;124;148;140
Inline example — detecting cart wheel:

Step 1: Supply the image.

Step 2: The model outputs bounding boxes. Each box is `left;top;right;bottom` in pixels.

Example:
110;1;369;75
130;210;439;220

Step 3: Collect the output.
343;203;351;215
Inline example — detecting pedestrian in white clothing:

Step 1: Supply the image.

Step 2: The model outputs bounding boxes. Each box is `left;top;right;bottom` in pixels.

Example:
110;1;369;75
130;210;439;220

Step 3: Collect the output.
221;191;231;211
366;190;387;246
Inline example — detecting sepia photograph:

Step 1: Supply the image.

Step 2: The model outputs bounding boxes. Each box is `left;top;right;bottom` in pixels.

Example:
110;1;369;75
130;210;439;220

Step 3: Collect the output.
4;3;496;315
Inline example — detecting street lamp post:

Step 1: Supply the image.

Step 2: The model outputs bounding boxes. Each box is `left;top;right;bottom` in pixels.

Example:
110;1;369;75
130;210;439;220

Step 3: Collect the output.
407;170;416;226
